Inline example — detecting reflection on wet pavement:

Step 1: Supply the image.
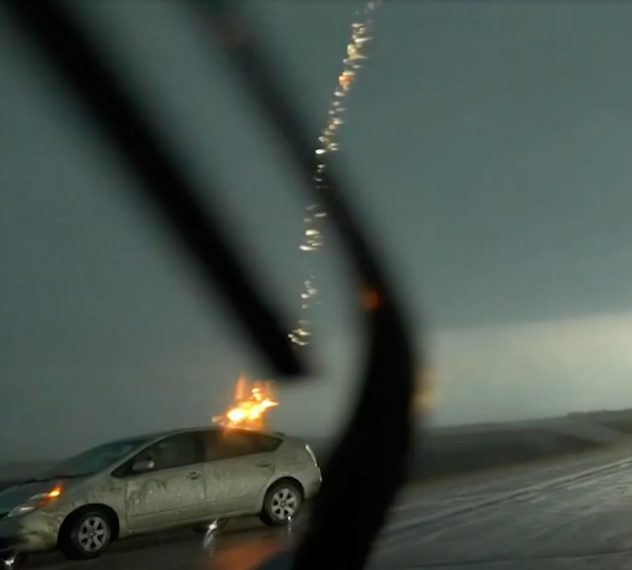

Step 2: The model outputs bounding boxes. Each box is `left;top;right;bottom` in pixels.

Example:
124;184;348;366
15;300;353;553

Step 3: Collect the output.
27;516;302;570
207;535;284;570
208;518;299;570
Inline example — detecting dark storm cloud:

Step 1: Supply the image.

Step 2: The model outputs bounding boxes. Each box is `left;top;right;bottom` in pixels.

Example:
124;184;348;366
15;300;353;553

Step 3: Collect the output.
2;2;632;459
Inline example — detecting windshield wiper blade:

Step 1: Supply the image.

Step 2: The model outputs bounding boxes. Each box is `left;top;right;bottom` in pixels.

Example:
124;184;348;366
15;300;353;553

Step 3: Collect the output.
198;4;417;570
4;3;420;570
2;0;304;382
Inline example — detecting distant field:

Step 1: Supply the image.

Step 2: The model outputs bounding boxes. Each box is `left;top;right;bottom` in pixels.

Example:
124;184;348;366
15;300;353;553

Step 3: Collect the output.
306;427;603;482
566;408;632;434
2;409;632;492
0;461;53;481
307;409;632;481
0;461;53;492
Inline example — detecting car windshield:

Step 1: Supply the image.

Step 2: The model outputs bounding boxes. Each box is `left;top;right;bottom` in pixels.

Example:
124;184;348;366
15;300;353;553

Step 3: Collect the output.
42;436;153;478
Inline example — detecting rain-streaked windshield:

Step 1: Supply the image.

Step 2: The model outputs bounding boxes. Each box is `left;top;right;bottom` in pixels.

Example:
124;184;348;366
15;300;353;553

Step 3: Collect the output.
44;436;153;478
5;2;632;570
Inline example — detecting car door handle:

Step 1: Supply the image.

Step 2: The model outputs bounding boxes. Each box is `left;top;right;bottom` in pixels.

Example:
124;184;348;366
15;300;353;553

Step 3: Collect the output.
187;471;201;480
256;460;272;468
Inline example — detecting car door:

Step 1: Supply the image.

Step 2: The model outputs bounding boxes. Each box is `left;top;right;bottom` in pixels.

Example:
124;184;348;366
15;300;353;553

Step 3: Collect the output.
123;432;207;532
201;430;280;514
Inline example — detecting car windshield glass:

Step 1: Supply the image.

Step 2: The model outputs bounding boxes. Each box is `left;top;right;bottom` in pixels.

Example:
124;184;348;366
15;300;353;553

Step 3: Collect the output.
44;436;153;478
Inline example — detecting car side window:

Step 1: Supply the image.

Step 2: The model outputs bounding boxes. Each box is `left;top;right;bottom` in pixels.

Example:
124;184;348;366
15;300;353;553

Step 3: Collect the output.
203;430;281;462
133;433;204;473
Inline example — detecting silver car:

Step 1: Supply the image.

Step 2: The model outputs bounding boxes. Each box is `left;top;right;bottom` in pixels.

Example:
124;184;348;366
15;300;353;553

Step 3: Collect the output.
0;426;321;560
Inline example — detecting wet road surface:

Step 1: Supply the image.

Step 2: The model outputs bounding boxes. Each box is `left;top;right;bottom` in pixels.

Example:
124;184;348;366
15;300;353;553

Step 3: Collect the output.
10;444;632;570
373;444;632;569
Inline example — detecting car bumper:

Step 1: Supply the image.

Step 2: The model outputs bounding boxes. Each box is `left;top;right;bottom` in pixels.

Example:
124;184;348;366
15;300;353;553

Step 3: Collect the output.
0;515;58;554
304;468;322;500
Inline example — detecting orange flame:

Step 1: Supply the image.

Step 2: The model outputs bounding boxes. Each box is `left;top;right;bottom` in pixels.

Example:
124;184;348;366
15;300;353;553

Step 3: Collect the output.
213;375;278;430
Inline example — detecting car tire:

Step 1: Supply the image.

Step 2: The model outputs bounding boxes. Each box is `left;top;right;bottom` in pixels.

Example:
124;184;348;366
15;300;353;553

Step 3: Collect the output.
58;507;113;560
260;480;303;527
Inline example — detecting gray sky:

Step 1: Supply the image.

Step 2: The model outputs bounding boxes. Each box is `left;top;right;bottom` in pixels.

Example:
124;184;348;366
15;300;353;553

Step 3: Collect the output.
3;1;632;460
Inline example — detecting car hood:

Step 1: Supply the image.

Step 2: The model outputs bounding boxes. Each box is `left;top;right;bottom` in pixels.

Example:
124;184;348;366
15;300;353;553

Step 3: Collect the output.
0;478;84;515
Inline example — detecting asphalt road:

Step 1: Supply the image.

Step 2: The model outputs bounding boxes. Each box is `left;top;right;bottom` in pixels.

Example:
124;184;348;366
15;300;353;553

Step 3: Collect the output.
8;443;632;570
372;444;632;570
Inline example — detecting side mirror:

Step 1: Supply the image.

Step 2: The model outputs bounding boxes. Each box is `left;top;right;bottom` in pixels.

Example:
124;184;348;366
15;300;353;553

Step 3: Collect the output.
132;458;155;473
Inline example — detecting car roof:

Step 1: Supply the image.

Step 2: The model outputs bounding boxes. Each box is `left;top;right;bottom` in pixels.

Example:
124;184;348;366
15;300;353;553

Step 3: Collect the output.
146;425;290;441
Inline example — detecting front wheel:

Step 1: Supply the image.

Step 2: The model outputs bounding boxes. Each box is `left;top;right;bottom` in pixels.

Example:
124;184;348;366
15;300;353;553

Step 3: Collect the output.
260;480;303;527
58;508;113;560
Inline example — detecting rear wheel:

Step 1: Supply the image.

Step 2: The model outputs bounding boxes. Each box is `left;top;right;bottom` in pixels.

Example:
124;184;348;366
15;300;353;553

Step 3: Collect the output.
58;508;113;560
260;480;303;527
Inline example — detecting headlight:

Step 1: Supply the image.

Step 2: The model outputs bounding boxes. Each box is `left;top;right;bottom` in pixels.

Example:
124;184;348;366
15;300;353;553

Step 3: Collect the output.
8;504;37;517
7;486;62;518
